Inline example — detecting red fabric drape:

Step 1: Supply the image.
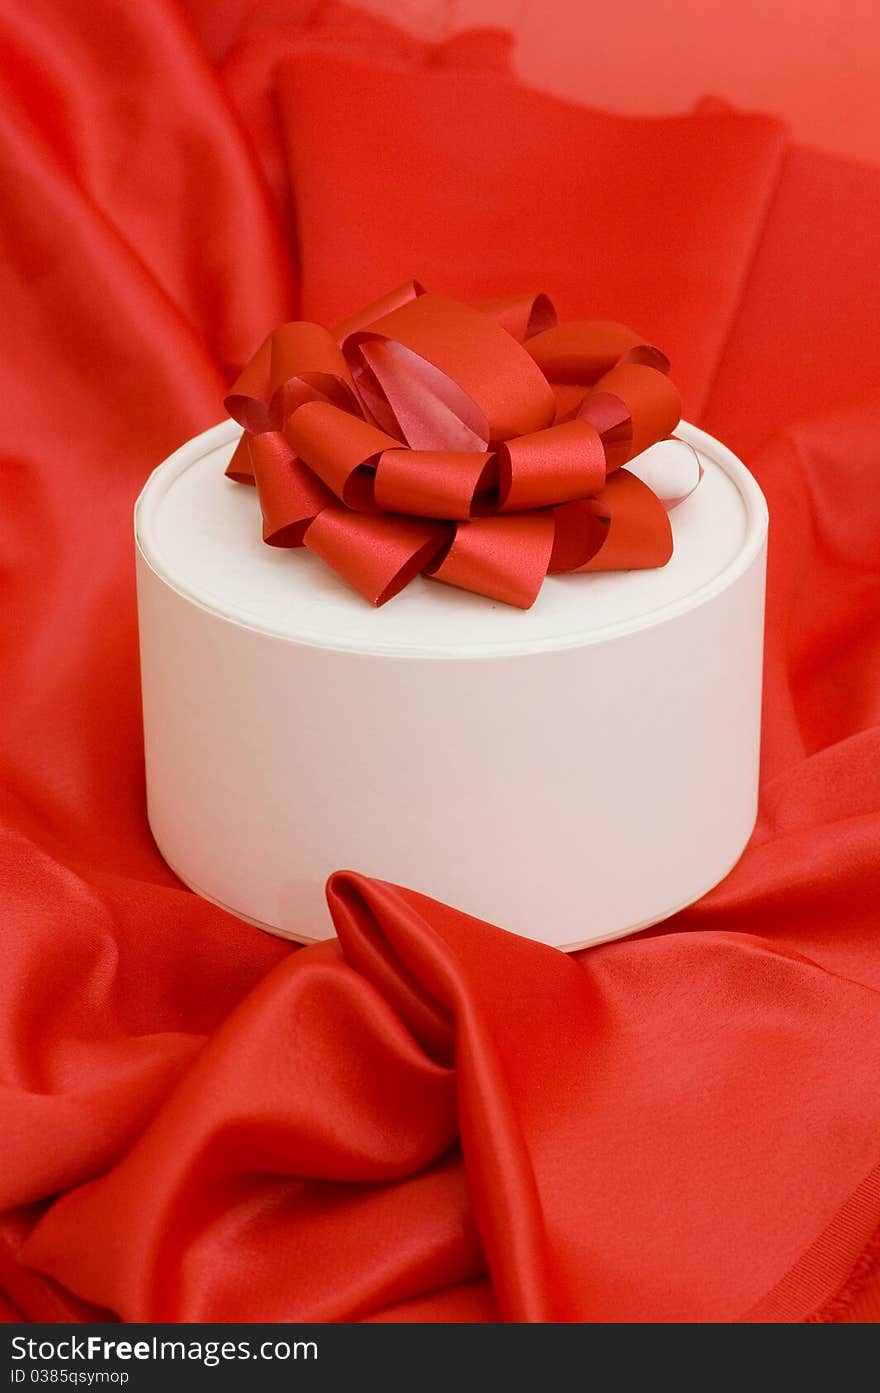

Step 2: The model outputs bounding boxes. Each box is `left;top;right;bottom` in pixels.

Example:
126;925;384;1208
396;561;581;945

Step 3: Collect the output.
2;0;879;1322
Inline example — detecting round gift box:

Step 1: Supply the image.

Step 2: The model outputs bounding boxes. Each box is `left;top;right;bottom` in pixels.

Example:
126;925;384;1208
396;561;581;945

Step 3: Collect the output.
134;420;767;951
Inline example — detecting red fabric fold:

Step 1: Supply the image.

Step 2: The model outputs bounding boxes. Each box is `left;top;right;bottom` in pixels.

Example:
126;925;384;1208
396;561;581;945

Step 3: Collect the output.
3;0;880;1325
17;873;880;1323
279;52;787;420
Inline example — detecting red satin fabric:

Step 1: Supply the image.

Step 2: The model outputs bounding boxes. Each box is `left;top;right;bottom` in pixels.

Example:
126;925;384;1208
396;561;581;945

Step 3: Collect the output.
2;0;880;1323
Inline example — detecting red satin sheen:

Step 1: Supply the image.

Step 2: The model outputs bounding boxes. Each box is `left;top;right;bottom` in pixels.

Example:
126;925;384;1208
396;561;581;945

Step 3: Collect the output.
3;0;880;1325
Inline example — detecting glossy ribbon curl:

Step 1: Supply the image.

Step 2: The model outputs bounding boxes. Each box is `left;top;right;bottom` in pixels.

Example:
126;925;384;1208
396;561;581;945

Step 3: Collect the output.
224;283;693;609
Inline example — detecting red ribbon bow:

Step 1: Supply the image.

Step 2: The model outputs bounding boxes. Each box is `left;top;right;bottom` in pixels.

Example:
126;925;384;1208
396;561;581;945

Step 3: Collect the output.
224;282;692;609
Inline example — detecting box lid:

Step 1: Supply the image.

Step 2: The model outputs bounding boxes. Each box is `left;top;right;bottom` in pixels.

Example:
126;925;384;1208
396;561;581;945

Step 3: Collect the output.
135;421;766;659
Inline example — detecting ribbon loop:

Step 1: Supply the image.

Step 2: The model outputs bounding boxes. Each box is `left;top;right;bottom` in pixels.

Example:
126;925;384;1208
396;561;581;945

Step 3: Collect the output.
525;320;670;383
427;513;556;610
224;324;360;435
248;431;334;548
477;293;558;343
498;420;606;512
225;335;273;434
331;279;426;343
304;508;450;607
225;431;256;484
577;469;674;572
286;400;400;511
374;449;497;520
343;293;557;446
584;361;682;462
266;321;360;424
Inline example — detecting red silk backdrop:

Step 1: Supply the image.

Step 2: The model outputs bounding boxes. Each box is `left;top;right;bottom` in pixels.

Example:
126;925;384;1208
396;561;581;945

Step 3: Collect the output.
2;0;880;1323
350;0;880;168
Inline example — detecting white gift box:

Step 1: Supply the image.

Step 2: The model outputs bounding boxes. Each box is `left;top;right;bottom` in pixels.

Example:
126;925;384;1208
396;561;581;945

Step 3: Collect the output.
134;420;767;951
